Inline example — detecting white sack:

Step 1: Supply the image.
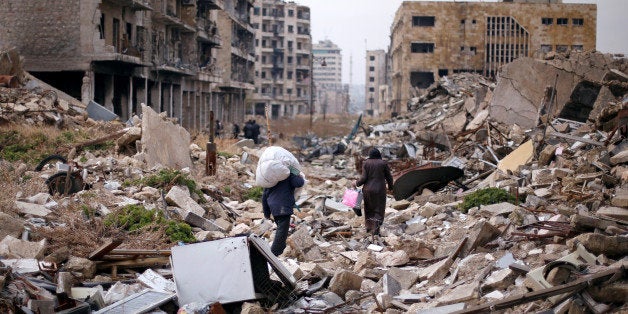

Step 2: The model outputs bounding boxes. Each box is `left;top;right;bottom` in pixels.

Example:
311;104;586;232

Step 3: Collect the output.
255;146;301;188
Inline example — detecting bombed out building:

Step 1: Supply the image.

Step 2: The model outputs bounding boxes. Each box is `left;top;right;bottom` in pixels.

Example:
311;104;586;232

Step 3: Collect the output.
390;0;596;114
0;0;255;131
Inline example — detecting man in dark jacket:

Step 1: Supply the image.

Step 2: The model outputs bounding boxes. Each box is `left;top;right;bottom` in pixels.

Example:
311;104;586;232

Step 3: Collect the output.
251;120;261;144
355;148;393;236
243;120;253;140
262;171;305;256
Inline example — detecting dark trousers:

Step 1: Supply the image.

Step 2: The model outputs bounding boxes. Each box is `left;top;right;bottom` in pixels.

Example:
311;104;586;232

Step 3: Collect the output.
271;215;291;256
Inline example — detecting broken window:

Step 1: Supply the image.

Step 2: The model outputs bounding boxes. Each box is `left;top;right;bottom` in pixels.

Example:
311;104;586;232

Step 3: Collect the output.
572;45;583;51
557;18;568;25
254;7;260;15
262;8;267;16
541;18;553;25
470;46;476;52
472;19;476;24
412;16;435;27
112;18;120;52
262;40;266;47
287;88;292;95
261;55;266;63
288;9;294;17
369;87;375;92
460;19;465;24
438;69;448;77
369;56;375;61
411;42;434;53
460;46;464;51
99;14;105;39
541;44;552;53
369;66;375;71
261;71;266;78
556;45;568;53
573;18;584;26
369;77;375;82
287;71;293;79
410;71;434;89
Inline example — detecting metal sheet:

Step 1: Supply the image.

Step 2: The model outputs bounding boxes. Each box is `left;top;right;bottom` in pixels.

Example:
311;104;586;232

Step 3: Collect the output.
87;100;118;121
95;289;175;314
171;237;256;305
392;166;464;200
248;234;296;288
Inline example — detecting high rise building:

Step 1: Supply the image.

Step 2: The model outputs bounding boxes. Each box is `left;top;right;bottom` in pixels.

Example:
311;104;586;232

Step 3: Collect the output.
313;39;347;115
249;0;311;119
390;0;596;114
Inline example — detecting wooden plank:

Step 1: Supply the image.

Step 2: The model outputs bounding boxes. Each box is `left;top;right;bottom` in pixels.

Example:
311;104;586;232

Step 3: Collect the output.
109;249;171;256
97;257;170;269
89;238;123;260
452;267;623;314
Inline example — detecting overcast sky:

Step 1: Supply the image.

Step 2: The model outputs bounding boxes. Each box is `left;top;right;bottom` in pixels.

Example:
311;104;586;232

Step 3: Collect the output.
295;0;628;84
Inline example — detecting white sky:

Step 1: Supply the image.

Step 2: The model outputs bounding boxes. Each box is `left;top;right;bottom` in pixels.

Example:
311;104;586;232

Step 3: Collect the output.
295;0;628;84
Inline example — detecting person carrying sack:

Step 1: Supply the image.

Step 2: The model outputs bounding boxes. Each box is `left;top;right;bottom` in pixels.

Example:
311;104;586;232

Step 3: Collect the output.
354;148;393;236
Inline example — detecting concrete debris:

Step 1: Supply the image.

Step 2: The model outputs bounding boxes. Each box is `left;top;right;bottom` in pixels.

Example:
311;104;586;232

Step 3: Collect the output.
0;49;627;313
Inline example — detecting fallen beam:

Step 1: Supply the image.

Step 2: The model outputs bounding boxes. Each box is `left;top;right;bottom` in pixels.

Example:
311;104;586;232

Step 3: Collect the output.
452;266;624;314
548;132;604;146
88;238;123;260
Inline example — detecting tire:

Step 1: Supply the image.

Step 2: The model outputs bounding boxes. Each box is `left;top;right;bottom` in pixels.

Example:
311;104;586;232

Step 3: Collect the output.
35;155;67;171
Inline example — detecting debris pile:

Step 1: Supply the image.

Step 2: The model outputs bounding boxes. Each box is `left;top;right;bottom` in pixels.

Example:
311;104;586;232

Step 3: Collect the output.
0;49;627;313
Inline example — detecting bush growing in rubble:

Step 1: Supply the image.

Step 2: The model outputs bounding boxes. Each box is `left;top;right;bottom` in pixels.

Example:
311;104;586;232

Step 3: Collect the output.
125;169;205;203
244;186;264;202
459;187;516;213
104;204;196;243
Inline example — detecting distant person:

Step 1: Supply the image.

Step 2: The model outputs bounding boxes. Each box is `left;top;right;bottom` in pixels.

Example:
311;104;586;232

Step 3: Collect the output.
262;168;305;256
252;120;261;144
243;120;254;141
354;148;393;236
232;123;240;139
215;120;223;138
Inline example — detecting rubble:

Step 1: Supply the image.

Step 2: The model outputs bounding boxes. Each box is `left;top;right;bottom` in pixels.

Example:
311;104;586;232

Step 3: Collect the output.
0;49;627;313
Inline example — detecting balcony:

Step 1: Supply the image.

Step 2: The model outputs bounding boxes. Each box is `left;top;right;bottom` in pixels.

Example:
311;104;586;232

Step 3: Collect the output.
196;19;222;46
104;0;152;11
153;10;195;33
198;0;224;10
297;12;310;20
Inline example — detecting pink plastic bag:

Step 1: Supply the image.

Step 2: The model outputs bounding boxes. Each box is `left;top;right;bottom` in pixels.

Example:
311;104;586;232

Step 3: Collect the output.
342;188;362;209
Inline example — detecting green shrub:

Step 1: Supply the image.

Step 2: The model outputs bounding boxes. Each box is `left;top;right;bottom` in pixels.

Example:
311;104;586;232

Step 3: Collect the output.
459;187;516;213
104;204;196;243
244;186;264;202
218;151;233;158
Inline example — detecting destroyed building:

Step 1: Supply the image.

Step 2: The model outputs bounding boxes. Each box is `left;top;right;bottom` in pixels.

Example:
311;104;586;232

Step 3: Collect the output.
0;0;255;131
365;49;391;117
312;39;349;116
389;0;597;114
248;0;313;119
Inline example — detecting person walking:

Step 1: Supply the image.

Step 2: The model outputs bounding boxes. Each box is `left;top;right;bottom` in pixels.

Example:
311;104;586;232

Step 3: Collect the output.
262;169;305;256
243;120;253;141
232;123;240;139
251;120;261;144
354;148;393;236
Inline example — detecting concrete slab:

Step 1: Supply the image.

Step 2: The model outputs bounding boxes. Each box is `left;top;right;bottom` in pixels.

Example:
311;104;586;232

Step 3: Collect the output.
498;140;534;173
0;235;46;259
436;282;478;305
165;186;205;218
139;104;192;169
416;303;466;314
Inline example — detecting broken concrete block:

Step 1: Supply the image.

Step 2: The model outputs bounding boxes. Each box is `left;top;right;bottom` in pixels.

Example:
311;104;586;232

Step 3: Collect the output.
396;239;433;260
0;212;24;239
436;282;478;305
478;202;518;218
610;149;628;165
418;257;453;282
376;292;393;310
466;109;489;130
415;302;466;313
241;302;265;314
482;268;516;291
184;211;223;232
0;235;46;259
419;202;441;218
65;256;96;279
44;246;70;264
328;270;362;298
229;223;251;236
235;139;255;149
165;185;205;217
538;144;556;166
391;199;410;210
461;221;501;256
376;250;409;267
597;206;628;222
498;140;533;173
382;274;401;296
140;104;192;169
610;188;628;208
353;251;377;273
568;233;628;257
387;267;420;290
15;200;51;217
288;227;315;251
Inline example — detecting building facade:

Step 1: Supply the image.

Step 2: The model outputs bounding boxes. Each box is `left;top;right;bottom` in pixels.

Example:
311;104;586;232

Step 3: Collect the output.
365;50;389;116
249;0;311;119
0;0;255;131
390;0;596;114
312;39;347;115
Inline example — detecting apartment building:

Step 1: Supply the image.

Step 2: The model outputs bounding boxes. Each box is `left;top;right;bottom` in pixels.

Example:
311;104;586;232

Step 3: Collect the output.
0;0;255;131
365;50;389;117
390;0;596;114
312;39;347;115
249;0;311;119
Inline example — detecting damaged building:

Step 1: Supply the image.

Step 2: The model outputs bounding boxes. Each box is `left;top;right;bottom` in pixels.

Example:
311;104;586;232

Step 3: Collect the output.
389;0;596;114
0;0;255;131
248;0;312;119
312;39;349;116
